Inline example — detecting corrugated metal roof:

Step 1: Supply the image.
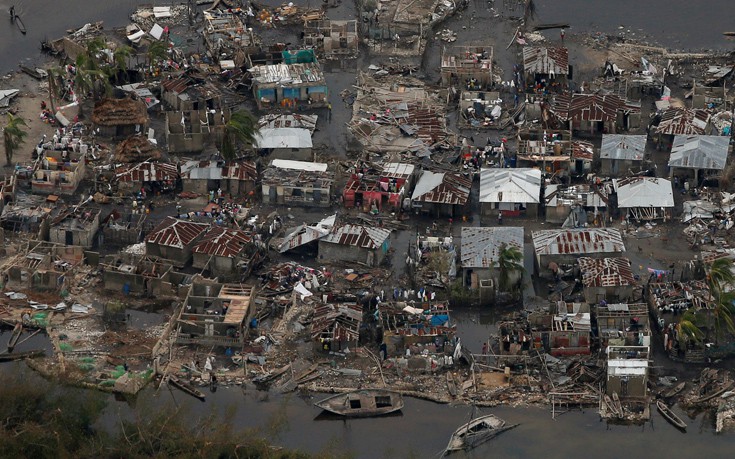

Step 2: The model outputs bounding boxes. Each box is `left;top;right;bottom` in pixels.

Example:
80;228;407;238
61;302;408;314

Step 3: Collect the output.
572;140;595;161
600;134;647;161
411;171;471;205
655;108;711;135
382;162;415;180
181;160;223;180
614;177;674;208
223;161;257;181
544;184;607;208
553;93;633;122
479;168;541;204
145;217;208;248
255;127;313;149
192;226;252;257
668;135;729;170
321;224;391;249
532;228;625;256
248;62;325;85
116;162;179;182
523;46;569;75
271;159;328;172
460;227;524;268
578;257;634;287
161;76;195;94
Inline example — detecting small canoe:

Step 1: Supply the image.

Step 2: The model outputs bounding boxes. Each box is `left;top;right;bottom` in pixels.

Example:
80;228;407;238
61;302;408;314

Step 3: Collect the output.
724;32;735;37
19;66;48;80
315;390;404;417
168;375;206;401
444;413;518;454
7;322;23;352
446;372;458;398
657;400;687;430
662;382;687;399
604;394;621;417
692;382;734;404
14;15;26;34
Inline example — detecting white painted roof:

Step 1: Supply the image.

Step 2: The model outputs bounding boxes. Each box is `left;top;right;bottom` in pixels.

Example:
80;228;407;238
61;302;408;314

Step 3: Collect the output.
411;171;445;200
600;134;647;161
479;168;542;204
270;159;328;172
614;177;674;208
669;135;729;170
460;227;524;268
255;127;313;149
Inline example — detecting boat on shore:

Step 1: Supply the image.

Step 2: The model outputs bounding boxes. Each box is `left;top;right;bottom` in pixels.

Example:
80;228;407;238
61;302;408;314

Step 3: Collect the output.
314;389;404;417
662;382;687;399
7;322;23;352
657;400;687;431
0;349;45;361
444;413;518;455
19;65;48;80
167;375;206;401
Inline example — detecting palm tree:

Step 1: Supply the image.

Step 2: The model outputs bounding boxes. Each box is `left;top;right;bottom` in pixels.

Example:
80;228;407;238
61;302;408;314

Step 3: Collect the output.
677;308;705;344
220;110;260;161
2;114;28;166
110;45;133;84
495;243;524;297
147;40;168;67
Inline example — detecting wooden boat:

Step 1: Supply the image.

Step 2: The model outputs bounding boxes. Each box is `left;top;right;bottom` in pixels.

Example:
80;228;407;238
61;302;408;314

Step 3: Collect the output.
657;400;687;430
446;372;458;398
314;390;404;417
612;392;624;415
19;66;48;80
692;382;734;404
14;14;26;35
444;414;518;454
662;382;687;399
724;32;735;37
167;375;206;401
604;394;621;417
0;349;45;361
7;322;23;352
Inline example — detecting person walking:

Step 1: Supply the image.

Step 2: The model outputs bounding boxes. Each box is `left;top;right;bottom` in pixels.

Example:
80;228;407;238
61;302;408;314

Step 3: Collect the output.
498;211;503;225
560;28;565;44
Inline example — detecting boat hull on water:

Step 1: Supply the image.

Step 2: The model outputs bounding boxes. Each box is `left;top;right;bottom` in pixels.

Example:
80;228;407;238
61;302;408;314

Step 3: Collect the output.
168;375;206;401
444;414;517;454
314;390;404;417
657;400;687;431
662;382;687;399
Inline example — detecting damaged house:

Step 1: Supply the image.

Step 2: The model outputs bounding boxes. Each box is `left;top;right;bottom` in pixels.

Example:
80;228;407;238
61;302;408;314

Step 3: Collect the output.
145;217;209;267
668;135;729;184
411;170;471;217
532;228;626;276
303;19;359;59
596;303;650;349
605;345;649;399
191;226;261;280
101;211;146;246
578;257;635;304
202;9;259;66
277;214;335;254
440;45;493;88
613;177;674;221
48;208;101;249
161;73;222;112
523;46;569;87
175;279;254;347
3;241;85;291
248;49;328;110
460;227;524;303
350;72;453;156
115;161;179;194
318;224;391;267
181;160;258;196
101;254;175;297
531;301;591;356
165;108;231;154
479;168;541;219
551;93;641;134
343;162;416;212
311;302;363;352
544;183;608;226
113;134;162;163
32;149;86;196
262;160;332;208
254;127;313;162
599;134;648;176
91;97;148;139
653;107;712;149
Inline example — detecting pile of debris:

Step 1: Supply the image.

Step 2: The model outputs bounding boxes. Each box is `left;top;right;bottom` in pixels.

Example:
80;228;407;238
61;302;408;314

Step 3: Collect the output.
681;368;734;409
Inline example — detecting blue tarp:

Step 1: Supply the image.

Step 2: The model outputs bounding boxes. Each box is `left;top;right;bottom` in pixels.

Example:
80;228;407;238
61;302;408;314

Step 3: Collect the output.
431;315;449;326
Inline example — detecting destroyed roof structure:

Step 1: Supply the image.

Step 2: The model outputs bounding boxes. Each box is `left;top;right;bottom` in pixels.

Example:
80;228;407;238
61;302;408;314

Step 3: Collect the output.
165;108;231;154
115;162;179;191
350;72;453;155
3;241;85;291
579;257;635;304
460;227;523;268
255;127;314;161
552;93;640;133
258;113;318;132
544;184;608;225
175;279;254;347
614;177;674;221
600;134;647;161
532;228;626;270
668;135;729;171
411;171;470;205
49;208;101;249
114;134;162;162
319;224;391;267
343;163;416;211
161;73;222;111
262;160;332;208
655;108;711;136
440;45;494;86
311;302;363;352
145;217;209;267
278;214;336;253
91;97;149;138
202;10;259;66
192;227;258;278
32;149;86;196
180;160;257;196
523;46;569;76
303;19;359;59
